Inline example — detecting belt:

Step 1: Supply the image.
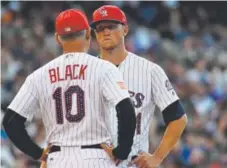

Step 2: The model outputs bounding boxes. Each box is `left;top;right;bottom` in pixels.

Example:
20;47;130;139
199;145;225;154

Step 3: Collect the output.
49;144;102;154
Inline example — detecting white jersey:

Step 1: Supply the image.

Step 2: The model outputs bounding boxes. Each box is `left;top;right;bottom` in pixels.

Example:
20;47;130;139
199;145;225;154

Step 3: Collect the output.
8;52;130;147
109;52;179;166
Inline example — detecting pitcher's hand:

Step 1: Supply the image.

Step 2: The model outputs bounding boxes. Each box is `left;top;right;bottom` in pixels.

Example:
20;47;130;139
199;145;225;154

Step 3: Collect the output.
129;153;162;168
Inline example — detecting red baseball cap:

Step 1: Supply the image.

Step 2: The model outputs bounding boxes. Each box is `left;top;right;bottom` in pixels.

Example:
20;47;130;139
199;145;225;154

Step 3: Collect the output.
90;5;127;29
55;9;89;35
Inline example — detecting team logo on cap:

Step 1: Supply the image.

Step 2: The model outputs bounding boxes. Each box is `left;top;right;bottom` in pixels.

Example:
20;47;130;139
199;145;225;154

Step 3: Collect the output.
98;8;108;17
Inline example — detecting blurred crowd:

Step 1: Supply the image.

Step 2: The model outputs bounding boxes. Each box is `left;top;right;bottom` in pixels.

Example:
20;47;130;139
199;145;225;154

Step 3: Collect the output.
1;1;227;168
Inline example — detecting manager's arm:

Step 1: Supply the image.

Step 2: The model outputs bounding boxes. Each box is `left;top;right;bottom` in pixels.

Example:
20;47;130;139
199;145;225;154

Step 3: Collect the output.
101;62;136;161
2;108;46;160
113;97;136;160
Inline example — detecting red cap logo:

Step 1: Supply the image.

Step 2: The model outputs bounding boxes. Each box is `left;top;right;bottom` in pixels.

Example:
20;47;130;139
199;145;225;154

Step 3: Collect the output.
90;5;127;29
98;8;108;17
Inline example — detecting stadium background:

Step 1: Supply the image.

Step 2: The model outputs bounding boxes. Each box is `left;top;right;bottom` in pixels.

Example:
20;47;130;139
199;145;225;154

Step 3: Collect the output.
1;1;227;168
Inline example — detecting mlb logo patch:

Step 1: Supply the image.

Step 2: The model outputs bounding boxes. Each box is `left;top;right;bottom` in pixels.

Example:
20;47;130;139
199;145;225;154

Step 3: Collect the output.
64;27;71;32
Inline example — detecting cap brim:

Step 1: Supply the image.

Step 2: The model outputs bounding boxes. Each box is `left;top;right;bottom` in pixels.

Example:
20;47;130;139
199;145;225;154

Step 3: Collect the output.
90;19;124;29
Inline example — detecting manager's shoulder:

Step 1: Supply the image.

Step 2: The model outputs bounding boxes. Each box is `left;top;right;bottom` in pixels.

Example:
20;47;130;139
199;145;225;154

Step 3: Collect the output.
35;56;59;70
30;55;62;78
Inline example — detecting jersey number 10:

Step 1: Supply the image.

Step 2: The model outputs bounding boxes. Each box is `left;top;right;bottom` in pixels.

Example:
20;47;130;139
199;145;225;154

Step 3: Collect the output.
53;85;85;124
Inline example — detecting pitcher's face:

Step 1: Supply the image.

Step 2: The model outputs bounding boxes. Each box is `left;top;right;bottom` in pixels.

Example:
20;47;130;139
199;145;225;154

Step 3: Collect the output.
94;21;126;50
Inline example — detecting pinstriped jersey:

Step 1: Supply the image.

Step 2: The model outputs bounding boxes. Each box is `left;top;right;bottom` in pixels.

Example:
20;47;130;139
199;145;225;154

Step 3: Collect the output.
8;52;130;146
109;52;179;166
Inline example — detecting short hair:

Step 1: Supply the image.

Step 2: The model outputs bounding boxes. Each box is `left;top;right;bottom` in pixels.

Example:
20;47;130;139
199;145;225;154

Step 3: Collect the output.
59;30;86;41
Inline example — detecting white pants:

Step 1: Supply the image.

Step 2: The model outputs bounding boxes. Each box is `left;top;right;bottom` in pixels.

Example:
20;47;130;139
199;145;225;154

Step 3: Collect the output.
46;146;118;168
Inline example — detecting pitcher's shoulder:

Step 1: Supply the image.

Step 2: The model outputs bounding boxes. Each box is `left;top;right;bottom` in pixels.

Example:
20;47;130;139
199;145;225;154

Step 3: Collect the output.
128;52;158;69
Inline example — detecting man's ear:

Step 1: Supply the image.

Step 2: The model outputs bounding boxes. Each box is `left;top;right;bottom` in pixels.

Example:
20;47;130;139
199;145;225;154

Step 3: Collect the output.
84;28;92;52
55;33;61;46
85;28;91;40
123;25;129;37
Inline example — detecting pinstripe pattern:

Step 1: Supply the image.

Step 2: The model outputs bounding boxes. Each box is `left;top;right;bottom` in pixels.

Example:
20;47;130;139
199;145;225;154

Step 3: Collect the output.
8;52;129;153
108;52;179;167
46;147;117;168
